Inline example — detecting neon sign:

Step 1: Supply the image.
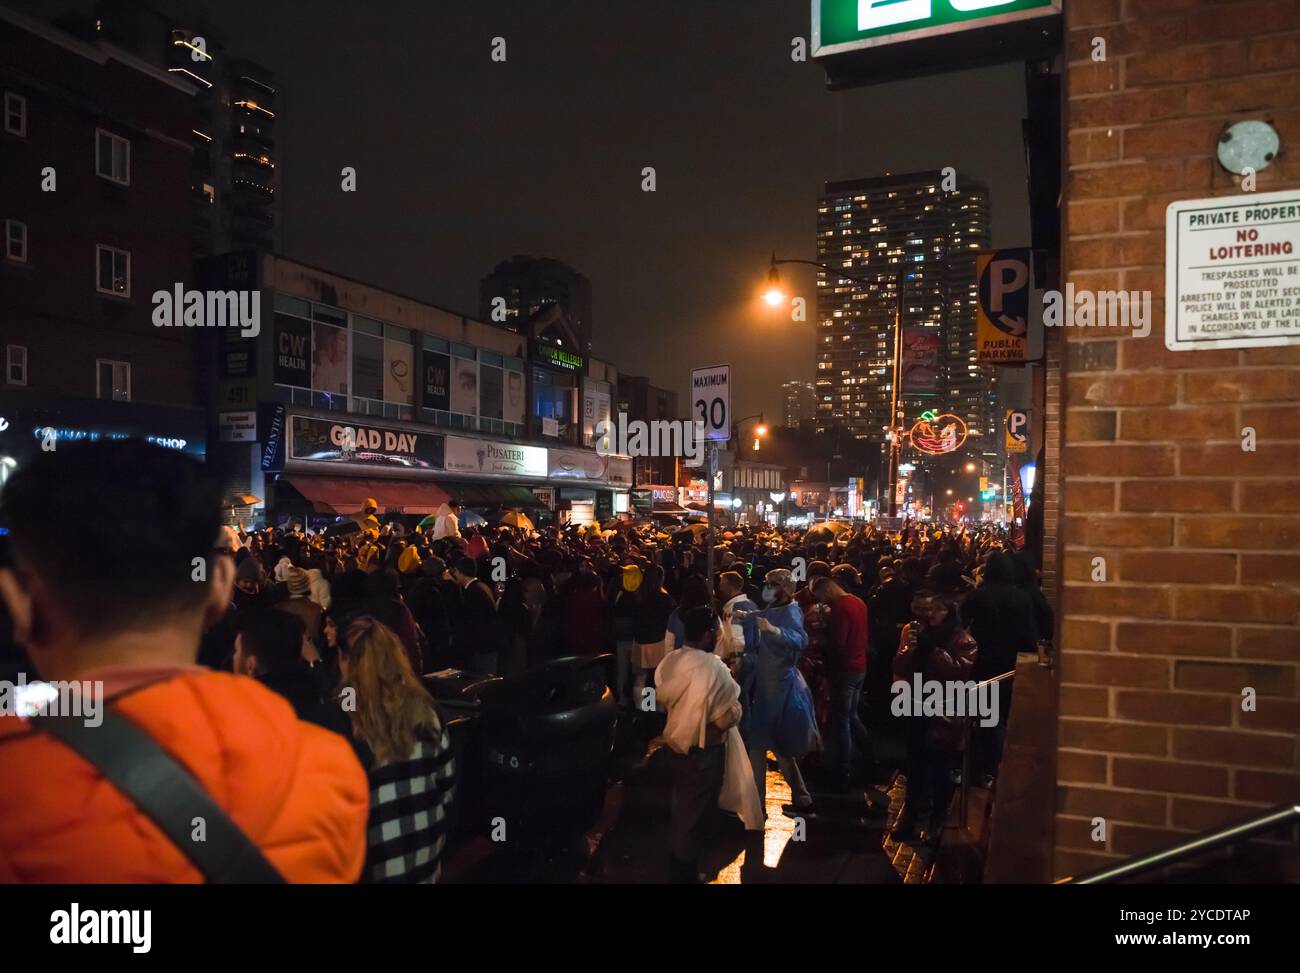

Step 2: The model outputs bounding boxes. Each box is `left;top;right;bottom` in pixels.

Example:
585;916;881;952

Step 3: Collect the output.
909;411;968;455
32;427;188;450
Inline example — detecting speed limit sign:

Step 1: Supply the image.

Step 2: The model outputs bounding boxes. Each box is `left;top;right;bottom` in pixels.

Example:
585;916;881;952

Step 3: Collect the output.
691;364;731;443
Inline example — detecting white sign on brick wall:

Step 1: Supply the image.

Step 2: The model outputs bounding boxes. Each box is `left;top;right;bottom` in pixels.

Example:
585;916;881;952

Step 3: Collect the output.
1166;189;1300;351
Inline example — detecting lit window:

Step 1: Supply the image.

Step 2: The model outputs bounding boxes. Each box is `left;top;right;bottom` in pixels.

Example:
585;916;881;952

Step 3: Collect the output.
95;129;130;185
96;359;131;402
95;244;130;297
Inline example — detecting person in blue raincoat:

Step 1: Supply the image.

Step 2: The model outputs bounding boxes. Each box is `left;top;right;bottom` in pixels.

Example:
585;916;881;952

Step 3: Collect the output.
738;568;822;818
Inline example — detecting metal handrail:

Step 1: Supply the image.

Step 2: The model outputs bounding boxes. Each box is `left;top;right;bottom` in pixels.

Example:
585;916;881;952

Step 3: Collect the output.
953;669;1018;829
1057;803;1300;884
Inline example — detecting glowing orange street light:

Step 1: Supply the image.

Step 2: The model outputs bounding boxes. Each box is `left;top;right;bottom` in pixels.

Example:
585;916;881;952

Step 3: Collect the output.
762;260;787;307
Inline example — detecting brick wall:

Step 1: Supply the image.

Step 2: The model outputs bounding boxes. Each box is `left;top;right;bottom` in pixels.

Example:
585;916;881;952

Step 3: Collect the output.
1056;0;1300;878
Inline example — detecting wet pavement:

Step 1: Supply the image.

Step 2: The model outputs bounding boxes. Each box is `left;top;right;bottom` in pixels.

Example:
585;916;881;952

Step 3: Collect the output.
444;720;946;884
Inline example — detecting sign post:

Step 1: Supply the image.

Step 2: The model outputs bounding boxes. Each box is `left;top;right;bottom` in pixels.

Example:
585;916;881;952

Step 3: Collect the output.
1005;408;1030;454
692;364;731;598
976;249;1032;364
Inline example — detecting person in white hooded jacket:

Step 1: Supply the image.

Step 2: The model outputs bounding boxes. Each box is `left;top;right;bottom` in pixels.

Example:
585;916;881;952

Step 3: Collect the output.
655;605;762;883
431;500;462;541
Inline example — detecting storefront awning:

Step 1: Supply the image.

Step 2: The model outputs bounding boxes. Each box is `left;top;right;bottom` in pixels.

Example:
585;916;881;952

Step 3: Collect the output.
445;483;544;508
281;476;450;517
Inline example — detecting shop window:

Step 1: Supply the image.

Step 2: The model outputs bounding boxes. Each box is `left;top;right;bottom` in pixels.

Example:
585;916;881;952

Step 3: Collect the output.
351;330;383;401
533;367;574;439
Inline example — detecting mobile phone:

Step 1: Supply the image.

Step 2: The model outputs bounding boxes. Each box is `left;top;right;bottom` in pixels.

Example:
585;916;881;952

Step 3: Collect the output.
10;680;60;718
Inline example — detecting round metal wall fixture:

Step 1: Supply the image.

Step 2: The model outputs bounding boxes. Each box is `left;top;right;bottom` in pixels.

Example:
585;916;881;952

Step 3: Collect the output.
1217;120;1280;175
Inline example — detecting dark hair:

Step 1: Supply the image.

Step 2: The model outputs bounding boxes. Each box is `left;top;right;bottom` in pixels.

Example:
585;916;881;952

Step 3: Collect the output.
641;564;665;596
0;441;222;639
678;574;712;612
682;605;717;644
914;588;960;635
451;555;477;578
235;607;306;678
717;570;744;592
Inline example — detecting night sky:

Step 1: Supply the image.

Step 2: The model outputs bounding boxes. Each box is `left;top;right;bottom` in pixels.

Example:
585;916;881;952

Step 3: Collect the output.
24;0;1031;422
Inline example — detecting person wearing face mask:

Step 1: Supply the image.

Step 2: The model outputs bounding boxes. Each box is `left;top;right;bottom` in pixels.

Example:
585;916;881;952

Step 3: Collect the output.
737;568;821;819
890;590;978;844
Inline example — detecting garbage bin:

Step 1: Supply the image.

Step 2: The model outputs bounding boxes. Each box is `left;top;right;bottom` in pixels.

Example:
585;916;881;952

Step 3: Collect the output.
423;671;500;840
467;654;618;838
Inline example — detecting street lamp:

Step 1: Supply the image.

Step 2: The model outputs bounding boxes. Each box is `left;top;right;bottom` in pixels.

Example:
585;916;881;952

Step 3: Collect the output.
762;262;787;307
763;253;906;517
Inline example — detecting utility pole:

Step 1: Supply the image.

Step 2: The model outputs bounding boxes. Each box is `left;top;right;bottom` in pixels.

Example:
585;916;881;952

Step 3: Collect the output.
886;277;905;517
705;441;717;591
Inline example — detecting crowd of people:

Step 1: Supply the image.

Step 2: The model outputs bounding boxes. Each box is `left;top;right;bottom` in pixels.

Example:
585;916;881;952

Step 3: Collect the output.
0;441;1051;884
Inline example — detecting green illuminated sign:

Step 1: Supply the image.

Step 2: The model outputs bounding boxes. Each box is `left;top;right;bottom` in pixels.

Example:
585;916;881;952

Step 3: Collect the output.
532;340;585;372
813;0;1059;58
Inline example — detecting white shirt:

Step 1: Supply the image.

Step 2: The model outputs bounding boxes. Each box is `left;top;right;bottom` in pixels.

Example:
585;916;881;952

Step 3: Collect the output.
432;510;461;540
719;592;750;658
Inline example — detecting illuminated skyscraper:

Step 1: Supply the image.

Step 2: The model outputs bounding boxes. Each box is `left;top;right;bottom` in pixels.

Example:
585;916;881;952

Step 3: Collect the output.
782;380;816;431
815;171;996;457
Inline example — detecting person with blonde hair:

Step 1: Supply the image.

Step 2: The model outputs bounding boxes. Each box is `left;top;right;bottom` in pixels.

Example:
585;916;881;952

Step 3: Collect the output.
337;616;456;883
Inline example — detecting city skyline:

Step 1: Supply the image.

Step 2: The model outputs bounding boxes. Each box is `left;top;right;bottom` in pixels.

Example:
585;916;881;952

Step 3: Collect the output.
814;170;999;457
4;0;1032;424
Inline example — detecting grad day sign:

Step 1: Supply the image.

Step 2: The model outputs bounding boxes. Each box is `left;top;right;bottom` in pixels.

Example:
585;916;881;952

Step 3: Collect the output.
289;415;443;469
1166;189;1300;351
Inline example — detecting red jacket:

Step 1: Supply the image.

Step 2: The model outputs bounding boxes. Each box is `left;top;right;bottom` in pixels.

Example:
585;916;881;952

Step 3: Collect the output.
892;623;979;752
826;594;869;673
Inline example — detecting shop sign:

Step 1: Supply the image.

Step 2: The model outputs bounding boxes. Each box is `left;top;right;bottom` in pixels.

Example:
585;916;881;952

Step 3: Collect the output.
289;415;443;469
548;447;606;480
532;341;585;372
219;411;257;443
445;435;547;477
813;0;1060;58
218;378;257;412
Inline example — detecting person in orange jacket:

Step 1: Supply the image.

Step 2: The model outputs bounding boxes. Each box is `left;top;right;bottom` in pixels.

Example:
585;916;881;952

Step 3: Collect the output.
0;440;369;884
